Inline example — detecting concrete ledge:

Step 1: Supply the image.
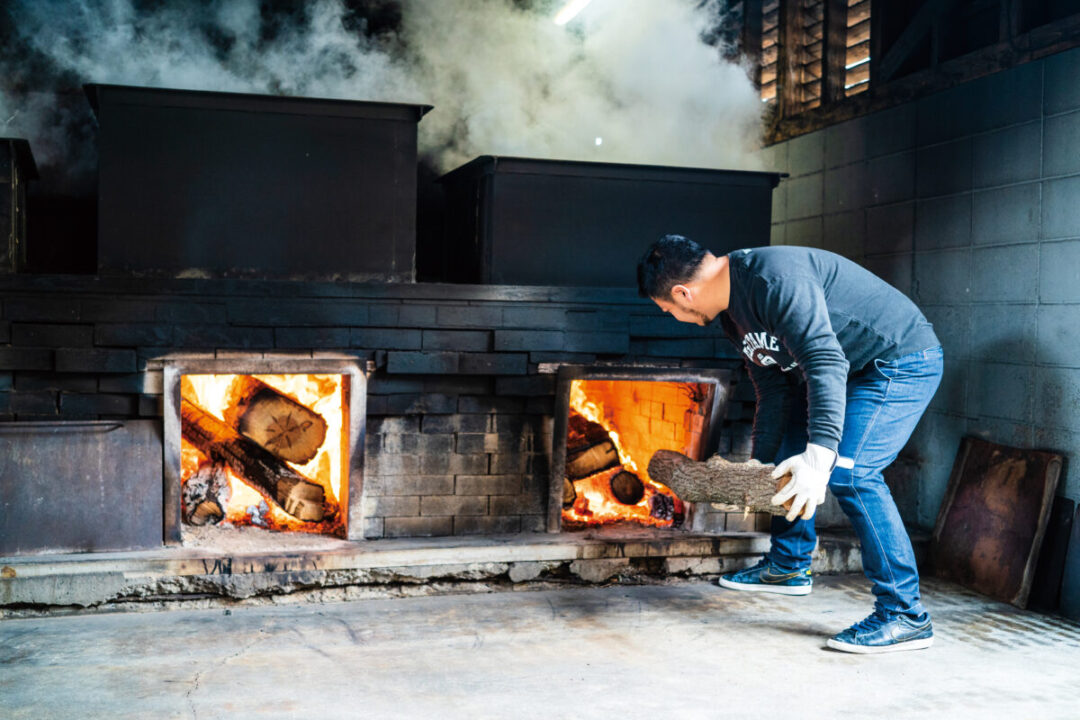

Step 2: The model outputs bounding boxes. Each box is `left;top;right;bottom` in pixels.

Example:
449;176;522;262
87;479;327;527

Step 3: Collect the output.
0;529;889;612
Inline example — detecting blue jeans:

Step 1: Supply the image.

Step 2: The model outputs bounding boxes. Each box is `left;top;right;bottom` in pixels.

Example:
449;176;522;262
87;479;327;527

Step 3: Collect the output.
765;346;944;618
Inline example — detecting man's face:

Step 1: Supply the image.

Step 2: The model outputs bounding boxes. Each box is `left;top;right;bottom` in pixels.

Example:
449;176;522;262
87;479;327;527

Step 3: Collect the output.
653;293;712;326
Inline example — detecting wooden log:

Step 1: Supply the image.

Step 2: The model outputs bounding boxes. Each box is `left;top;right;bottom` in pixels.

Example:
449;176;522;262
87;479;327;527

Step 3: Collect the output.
222;376;327;464
610;471;645;505
566;440;620;479
562;477;577;509
181;461;230;526
181;398;325;522
647;449;794;515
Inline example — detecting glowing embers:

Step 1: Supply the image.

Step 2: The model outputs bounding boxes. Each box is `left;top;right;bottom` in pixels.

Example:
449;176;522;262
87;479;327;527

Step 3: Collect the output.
562;379;713;529
180;373;348;537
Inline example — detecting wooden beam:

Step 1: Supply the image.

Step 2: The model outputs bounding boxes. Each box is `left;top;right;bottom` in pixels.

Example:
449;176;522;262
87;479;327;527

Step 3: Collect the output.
822;0;849;105
877;0;965;82
742;0;765;87
776;0;802;119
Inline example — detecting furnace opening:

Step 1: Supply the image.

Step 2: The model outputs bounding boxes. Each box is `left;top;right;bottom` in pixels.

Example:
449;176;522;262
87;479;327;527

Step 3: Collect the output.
179;373;349;539
562;378;716;529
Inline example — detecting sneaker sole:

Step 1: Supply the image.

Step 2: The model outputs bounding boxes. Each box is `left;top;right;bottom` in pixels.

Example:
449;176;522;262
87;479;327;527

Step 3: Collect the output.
717;576;812;596
826;636;934;654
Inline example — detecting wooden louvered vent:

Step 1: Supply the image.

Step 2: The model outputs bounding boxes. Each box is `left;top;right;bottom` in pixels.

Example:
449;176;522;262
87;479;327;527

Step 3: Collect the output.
845;0;870;96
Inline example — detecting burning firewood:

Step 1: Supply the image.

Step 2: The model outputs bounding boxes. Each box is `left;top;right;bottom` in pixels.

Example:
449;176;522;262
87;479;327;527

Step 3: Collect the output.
181;461;231;526
647;450;794;515
610;471;645;505
566;411;621;479
222;376;327;464
181;398;326;522
562;478;577;509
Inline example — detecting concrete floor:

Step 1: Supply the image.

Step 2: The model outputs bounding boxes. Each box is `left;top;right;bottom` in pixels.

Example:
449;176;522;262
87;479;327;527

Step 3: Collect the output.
2;575;1078;720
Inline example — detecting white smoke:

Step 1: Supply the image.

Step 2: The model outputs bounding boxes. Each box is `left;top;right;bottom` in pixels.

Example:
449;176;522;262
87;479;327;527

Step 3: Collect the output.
2;0;764;175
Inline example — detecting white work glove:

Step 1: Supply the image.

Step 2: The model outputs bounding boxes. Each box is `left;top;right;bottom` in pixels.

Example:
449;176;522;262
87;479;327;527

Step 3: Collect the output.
770;443;836;522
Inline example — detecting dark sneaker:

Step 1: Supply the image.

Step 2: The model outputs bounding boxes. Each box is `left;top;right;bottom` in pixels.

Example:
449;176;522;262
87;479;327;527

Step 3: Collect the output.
827;610;934;654
717;558;813;596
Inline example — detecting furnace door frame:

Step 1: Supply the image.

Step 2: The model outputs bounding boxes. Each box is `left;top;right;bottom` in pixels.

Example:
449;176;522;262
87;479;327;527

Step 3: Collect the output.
549;365;732;532
162;357;367;544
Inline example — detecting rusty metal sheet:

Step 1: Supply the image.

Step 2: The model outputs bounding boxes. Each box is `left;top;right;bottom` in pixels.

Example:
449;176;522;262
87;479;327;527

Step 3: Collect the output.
931;436;1063;608
0;420;163;556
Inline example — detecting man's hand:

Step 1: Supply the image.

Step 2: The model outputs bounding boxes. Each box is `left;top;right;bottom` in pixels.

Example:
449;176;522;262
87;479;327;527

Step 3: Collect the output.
770;443;836;522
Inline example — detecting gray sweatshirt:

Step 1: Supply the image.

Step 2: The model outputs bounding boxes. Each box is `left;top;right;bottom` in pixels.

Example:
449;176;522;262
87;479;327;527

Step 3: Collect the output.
717;247;939;462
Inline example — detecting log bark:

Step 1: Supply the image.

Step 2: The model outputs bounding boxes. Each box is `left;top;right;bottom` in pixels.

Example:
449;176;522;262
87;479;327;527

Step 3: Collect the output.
647;450;794;515
181;461;230;526
181;398;325;522
223;376;327;464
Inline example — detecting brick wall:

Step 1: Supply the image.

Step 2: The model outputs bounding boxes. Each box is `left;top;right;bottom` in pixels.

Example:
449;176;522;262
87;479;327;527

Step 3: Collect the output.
0;275;759;538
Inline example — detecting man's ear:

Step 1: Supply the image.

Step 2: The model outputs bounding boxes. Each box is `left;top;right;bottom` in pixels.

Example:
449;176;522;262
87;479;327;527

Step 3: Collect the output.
670;284;693;304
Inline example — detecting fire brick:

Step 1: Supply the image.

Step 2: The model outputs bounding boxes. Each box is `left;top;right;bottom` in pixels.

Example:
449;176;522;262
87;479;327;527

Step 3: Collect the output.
459;353;528;375
12;323;93;347
154;301;227;324
422;330;490;352
362;495;420;518
494;330;564;352
9;390;58;415
382;393;457;415
455;433;527;454
3;298;79;322
366;453;421;476
493;375;555;396
383;516;453;538
520;515;546;533
501;307;566;328
489;494;545;515
435;305;503;328
420;495;489;516
94;323;175;347
0;348;53;371
368;416;421;434
367;376;425;395
381;433;454;454
351;328;423;350
454;515;522;536
274;327;351;348
98;372;164;394
419;453;488;475
489;453;528;474
386;351;459;374
364;475;455;496
174;326;274;349
227;298;370;326
458;395;526;414
421;414;490;433
60;393;139;417
454;474;523;496
55;348;136;374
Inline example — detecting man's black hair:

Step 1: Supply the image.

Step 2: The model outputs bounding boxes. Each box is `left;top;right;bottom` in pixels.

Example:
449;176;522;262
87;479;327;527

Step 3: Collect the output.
636;234;708;299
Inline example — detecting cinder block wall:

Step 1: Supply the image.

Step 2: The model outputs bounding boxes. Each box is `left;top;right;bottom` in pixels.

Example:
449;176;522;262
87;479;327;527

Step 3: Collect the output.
0;277;759;540
760;46;1080;529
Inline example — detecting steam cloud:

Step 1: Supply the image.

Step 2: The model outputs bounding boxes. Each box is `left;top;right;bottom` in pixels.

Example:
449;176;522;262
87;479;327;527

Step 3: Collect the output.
1;0;764;178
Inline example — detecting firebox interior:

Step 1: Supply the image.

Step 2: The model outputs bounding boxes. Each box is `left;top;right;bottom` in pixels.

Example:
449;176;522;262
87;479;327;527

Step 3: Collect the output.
551;367;731;532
